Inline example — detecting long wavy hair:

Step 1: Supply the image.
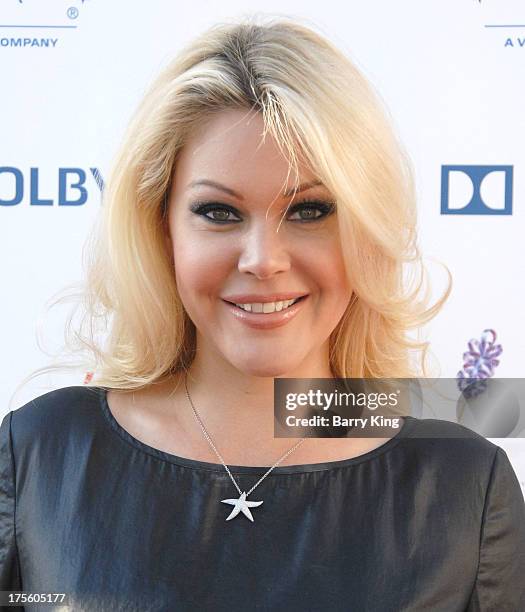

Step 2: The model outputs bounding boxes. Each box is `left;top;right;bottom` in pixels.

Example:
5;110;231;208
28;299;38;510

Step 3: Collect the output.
12;15;451;405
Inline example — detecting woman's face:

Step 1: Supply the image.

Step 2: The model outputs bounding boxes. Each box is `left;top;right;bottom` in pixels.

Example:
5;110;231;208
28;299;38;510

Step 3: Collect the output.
166;108;352;377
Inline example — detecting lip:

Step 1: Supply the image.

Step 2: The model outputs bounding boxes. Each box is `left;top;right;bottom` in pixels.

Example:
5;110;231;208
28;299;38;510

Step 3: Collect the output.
221;295;308;330
221;292;308;304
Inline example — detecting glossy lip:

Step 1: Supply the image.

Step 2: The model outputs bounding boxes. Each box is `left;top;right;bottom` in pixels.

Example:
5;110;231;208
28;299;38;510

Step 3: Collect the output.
221;295;308;329
221;292;308;304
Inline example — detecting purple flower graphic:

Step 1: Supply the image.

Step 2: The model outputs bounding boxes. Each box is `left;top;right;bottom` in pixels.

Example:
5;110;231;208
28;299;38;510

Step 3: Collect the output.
456;329;502;398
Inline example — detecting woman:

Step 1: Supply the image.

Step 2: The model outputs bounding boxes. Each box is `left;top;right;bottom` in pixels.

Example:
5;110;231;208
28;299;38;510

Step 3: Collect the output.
2;17;524;611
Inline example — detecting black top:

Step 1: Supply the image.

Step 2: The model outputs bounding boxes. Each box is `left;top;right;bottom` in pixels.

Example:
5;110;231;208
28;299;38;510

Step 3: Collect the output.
1;385;525;611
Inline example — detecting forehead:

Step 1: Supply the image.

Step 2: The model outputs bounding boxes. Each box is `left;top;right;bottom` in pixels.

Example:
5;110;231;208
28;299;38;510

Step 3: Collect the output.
172;108;319;193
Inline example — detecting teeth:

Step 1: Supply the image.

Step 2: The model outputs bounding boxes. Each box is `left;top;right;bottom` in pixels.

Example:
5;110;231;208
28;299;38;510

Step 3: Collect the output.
234;298;299;313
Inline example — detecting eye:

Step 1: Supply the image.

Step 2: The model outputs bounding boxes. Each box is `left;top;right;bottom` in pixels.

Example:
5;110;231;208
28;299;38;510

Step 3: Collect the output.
287;200;336;223
189;202;242;224
189;199;336;225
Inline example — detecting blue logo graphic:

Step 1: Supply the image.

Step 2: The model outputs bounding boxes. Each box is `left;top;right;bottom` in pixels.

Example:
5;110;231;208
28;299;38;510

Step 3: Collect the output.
481;0;525;49
1;0;89;48
441;165;513;215
0;167;104;206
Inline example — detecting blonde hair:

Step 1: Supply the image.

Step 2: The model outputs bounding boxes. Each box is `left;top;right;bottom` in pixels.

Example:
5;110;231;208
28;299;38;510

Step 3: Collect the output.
14;15;450;402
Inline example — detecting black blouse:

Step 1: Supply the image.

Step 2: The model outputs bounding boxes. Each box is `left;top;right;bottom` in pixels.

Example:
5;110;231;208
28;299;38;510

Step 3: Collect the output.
1;385;524;611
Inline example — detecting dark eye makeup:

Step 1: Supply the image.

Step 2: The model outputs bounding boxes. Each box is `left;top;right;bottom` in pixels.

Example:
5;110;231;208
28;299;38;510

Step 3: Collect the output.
189;199;337;225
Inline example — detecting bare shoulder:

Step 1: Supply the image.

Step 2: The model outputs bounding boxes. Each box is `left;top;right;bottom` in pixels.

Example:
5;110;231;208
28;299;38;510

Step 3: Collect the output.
106;376;184;423
106;386;156;434
105;376;194;456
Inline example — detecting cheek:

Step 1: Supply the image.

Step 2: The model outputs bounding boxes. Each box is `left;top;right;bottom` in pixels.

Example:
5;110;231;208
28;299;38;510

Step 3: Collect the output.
172;234;233;302
307;242;352;302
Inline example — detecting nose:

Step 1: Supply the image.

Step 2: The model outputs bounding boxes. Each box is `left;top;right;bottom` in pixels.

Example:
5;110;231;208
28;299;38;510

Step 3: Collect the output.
237;221;291;279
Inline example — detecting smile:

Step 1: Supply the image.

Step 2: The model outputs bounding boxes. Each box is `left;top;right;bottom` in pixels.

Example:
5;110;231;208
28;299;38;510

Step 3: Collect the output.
221;295;308;330
233;298;300;313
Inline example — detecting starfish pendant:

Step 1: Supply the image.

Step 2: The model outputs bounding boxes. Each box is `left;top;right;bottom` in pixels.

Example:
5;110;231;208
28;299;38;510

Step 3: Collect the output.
221;491;264;522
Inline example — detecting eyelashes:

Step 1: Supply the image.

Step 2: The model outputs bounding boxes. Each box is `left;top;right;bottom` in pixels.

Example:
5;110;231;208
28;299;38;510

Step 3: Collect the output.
189;199;337;225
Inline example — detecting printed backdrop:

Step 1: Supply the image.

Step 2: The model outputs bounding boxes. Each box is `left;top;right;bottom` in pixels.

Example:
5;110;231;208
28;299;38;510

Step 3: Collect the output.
1;0;524;486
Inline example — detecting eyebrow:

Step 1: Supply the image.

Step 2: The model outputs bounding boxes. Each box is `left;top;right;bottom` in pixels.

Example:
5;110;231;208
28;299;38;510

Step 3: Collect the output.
187;179;324;200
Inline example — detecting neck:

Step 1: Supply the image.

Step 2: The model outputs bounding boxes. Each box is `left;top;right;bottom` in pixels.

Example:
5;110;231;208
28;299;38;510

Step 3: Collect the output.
176;340;333;452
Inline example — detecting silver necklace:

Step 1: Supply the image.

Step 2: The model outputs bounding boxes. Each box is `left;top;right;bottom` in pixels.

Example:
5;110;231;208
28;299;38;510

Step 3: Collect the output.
184;373;306;523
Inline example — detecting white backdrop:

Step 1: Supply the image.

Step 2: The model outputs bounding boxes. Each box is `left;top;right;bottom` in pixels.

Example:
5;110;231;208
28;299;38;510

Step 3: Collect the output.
1;0;523;488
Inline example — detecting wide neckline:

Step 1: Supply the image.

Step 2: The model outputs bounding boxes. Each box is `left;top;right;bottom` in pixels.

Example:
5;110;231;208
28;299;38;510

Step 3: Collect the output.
98;386;415;475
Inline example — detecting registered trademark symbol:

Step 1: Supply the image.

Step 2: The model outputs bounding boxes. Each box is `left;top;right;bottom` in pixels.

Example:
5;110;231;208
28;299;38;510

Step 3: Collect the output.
67;6;79;19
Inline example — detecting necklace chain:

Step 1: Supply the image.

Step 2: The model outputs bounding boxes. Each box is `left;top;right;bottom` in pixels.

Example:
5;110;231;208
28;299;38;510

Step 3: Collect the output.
184;372;306;497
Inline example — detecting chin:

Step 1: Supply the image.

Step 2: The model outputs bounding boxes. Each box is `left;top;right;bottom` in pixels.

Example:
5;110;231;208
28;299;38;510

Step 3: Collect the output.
229;354;300;378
